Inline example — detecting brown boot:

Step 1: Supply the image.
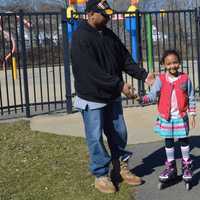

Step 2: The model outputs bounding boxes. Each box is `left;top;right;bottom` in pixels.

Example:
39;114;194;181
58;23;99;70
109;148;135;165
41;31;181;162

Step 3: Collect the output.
120;161;142;186
95;176;116;193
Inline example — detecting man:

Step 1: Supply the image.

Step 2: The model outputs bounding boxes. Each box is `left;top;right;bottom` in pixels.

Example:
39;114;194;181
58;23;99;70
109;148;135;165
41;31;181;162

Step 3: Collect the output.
71;0;154;193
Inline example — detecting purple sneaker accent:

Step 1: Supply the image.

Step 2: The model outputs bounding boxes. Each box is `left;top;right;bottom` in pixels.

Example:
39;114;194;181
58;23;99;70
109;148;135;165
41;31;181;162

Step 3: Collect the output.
159;160;177;181
182;159;193;180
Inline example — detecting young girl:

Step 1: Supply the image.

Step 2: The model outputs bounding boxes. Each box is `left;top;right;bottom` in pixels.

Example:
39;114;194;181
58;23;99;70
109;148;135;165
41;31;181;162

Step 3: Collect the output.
140;49;196;186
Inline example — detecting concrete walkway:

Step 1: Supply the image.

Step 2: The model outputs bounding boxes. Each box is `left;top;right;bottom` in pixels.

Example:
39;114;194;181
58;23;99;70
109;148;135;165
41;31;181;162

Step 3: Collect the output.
30;104;200;144
30;104;200;200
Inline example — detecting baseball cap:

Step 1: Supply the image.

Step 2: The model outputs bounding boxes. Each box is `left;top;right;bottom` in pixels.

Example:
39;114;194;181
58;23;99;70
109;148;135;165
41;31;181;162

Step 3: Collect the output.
85;0;113;16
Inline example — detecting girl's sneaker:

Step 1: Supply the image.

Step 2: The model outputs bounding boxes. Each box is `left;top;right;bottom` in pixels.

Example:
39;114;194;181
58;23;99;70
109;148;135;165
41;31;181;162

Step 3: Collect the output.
182;159;193;182
159;160;177;182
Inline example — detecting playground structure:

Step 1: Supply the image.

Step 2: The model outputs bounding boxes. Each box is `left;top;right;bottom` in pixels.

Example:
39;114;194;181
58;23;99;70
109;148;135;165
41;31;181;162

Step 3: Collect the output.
124;0;140;63
0;13;30;79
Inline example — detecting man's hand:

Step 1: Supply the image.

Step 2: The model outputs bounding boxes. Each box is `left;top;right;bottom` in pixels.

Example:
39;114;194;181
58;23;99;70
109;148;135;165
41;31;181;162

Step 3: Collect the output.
122;83;136;99
145;72;157;86
190;115;196;129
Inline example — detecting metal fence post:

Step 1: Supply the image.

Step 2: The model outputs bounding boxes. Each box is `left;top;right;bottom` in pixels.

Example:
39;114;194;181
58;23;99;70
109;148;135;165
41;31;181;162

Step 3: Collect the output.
19;10;30;117
61;9;73;114
195;7;200;96
136;10;145;95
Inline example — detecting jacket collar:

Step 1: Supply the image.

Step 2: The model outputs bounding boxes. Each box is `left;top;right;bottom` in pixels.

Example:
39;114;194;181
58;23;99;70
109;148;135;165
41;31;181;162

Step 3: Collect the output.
79;20;107;33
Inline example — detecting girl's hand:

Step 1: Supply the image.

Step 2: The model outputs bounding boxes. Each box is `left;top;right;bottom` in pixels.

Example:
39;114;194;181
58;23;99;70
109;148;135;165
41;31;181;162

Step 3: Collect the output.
190;115;196;129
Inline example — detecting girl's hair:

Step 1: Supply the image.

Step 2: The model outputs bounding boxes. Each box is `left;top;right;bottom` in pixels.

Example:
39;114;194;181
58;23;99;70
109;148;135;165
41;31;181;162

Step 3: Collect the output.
160;49;181;65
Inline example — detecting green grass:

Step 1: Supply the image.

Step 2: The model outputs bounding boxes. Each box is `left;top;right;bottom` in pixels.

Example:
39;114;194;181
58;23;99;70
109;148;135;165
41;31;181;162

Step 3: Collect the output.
0;120;134;200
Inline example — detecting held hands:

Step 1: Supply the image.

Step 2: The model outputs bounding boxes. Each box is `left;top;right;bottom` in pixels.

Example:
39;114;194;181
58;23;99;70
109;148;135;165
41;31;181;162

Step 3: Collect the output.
135;95;150;106
122;72;158;98
190;115;196;129
121;83;149;104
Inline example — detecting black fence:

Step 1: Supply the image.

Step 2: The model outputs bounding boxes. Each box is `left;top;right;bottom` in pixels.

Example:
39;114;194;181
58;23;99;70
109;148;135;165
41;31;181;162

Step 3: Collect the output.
0;8;200;118
0;10;72;119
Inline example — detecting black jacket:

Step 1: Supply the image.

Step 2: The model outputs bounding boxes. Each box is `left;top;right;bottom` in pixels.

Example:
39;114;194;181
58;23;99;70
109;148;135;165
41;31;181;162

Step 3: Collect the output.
71;21;148;103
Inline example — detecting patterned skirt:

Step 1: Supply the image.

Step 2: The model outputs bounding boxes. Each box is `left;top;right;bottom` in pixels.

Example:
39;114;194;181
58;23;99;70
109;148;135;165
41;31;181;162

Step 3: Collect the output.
154;115;189;138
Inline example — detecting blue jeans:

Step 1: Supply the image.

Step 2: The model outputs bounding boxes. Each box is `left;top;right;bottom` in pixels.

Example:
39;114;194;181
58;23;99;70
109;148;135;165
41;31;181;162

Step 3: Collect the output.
81;101;132;177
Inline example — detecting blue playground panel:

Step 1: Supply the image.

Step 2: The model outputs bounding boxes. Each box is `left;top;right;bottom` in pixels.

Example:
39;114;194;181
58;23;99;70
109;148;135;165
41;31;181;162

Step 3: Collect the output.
67;20;79;41
125;16;138;63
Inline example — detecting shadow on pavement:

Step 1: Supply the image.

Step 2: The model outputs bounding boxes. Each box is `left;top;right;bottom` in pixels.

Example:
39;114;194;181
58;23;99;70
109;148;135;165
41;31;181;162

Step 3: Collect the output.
190;136;200;186
131;136;200;186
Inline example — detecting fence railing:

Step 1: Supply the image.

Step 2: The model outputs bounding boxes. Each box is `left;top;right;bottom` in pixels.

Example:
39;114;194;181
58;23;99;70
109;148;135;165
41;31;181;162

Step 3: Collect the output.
0;8;200;118
0;10;71;119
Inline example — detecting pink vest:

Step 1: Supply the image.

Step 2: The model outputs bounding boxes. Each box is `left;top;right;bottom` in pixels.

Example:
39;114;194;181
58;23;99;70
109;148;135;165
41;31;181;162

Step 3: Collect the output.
158;73;189;120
